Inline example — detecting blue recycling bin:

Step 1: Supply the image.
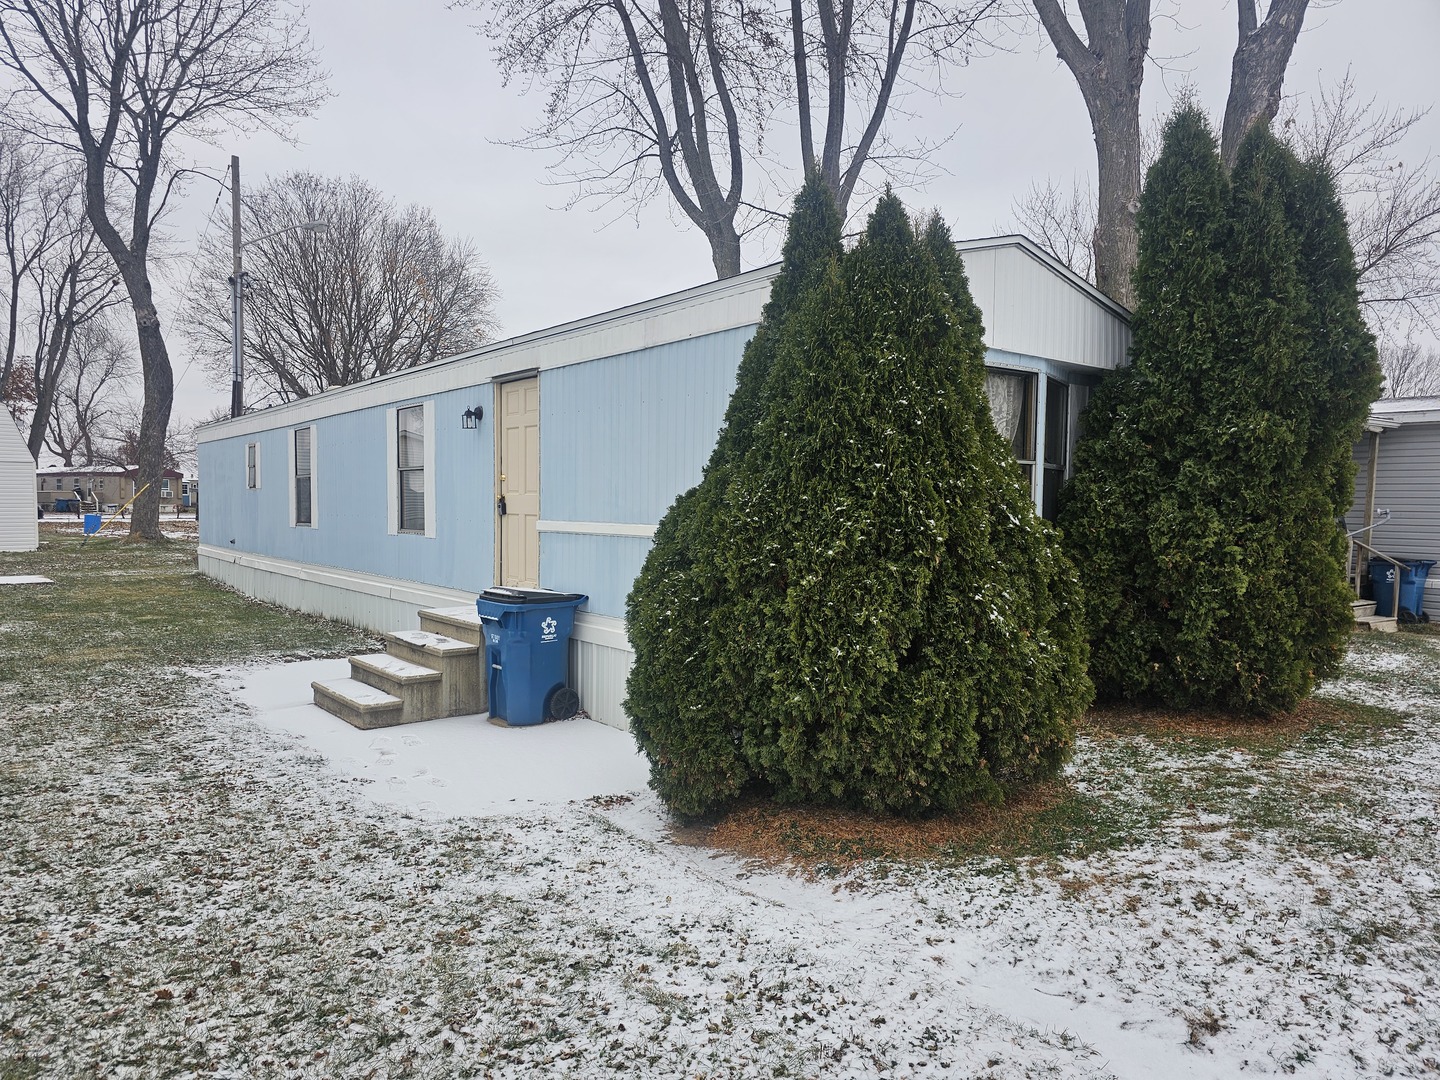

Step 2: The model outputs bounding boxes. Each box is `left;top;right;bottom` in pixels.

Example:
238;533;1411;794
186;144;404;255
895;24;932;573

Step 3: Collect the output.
475;587;588;726
82;513;101;535
1369;559;1436;620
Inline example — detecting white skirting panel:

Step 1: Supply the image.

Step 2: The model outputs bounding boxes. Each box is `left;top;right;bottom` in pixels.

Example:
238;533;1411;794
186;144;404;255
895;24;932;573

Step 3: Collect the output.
199;544;477;633
199;544;638;731
570;623;634;733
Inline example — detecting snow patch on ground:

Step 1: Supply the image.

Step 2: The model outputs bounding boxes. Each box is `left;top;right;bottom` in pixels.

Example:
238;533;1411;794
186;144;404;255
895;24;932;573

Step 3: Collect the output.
134;651;1440;1079
202;659;652;818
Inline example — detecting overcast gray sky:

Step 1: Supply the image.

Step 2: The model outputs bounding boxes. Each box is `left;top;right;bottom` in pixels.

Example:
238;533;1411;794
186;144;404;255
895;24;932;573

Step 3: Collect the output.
165;0;1440;425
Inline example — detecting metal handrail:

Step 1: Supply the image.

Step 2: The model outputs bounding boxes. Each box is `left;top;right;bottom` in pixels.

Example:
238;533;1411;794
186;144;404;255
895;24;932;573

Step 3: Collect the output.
1345;508;1390;540
1348;536;1404;619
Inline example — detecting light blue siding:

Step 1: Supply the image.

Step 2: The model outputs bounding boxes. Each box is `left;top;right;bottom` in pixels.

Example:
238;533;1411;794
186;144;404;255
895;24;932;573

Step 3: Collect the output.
541;326;754;525
541;533;653;618
200;388;495;592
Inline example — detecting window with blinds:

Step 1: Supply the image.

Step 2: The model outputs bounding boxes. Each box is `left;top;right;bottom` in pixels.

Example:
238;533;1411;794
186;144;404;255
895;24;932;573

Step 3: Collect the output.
294;427;312;526
397;405;425;533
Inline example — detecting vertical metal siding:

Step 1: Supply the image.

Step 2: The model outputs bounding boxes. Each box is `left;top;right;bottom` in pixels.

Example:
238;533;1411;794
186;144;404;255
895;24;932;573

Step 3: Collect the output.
0;416;38;552
199;388;495;593
570;636;633;731
541;326;753;525
962;247;1130;370
540;533;654;618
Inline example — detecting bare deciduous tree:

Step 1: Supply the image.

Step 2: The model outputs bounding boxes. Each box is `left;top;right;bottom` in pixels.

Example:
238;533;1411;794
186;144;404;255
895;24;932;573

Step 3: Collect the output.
477;0;1005;279
1284;74;1440;371
1219;0;1310;171
1378;338;1440;399
23;175;122;459
792;0;1006;214
0;134;67;400
44;317;132;465
0;0;325;538
1011;175;1095;281
1031;0;1149;307
479;0;778;278
185;173;498;407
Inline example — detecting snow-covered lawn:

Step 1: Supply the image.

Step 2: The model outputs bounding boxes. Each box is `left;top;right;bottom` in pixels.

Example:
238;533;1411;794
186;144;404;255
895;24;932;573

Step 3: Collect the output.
3;535;1439;1078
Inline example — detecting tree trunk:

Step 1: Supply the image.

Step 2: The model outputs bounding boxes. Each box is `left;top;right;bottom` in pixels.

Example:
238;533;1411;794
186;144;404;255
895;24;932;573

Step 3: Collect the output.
1220;0;1311;171
1032;0;1150;310
707;223;742;279
1091;102;1143;308
128;288;173;541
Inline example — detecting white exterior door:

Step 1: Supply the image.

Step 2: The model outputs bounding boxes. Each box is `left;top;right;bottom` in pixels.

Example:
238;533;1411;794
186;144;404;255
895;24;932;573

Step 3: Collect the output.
495;377;541;588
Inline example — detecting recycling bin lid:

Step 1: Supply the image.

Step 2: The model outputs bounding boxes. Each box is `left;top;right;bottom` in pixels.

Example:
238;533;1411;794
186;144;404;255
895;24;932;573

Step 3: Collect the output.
479;587;585;605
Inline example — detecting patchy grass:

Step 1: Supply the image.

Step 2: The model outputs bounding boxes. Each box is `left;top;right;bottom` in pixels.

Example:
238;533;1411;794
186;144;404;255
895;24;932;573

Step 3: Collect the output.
692;689;1423;876
4;533;1440;1078
0;531;375;692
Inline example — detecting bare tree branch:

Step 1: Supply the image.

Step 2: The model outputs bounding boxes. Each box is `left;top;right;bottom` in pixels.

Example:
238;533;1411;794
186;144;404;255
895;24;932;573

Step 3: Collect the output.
184;173;499;408
0;0;326;537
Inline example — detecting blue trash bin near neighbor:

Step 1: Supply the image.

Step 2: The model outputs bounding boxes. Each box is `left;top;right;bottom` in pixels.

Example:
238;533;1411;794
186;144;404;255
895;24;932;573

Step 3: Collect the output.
1370;559;1436;621
475;587;588;726
82;513;101;535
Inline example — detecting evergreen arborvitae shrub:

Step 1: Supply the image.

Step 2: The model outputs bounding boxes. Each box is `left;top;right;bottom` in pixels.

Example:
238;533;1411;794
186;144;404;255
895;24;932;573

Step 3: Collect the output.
624;175;843;819
1059;107;1379;712
1059;103;1232;705
632;190;1090;820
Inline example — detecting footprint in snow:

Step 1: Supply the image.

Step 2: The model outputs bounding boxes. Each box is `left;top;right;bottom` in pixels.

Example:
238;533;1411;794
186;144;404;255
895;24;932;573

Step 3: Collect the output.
427;776;447;788
387;776;407;790
411;767;430;778
401;735;423;747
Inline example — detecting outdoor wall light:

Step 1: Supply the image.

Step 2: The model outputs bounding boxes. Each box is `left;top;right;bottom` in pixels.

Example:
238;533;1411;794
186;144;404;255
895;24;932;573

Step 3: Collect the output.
462;405;483;429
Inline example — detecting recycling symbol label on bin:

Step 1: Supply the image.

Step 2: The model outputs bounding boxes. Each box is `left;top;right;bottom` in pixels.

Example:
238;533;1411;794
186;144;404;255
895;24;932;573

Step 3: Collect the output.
541;616;558;642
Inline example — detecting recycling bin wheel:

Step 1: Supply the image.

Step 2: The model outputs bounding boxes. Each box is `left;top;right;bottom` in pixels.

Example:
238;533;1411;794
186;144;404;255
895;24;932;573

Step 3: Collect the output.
546;685;581;721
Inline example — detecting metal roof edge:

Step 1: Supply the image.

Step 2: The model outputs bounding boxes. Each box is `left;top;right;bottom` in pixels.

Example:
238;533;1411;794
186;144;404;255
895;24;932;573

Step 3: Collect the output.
198;263;782;439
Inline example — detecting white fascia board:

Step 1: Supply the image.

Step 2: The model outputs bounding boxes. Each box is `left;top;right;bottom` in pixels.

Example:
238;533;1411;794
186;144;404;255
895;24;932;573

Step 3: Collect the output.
536;519;657;539
198;266;779;444
573;610;631;652
1370;411;1440;427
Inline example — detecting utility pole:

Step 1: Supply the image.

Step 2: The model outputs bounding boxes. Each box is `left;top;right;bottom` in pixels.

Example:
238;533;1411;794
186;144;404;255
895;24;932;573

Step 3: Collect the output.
230;154;244;419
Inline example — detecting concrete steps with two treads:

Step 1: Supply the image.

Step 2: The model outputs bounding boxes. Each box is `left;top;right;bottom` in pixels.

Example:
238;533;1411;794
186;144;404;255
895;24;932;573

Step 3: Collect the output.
1352;598;1397;633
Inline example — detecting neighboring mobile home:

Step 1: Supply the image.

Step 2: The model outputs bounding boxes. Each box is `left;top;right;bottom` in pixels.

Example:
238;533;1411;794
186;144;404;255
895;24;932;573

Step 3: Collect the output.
36;464;185;514
1351;396;1440;615
0;413;38;552
197;236;1132;729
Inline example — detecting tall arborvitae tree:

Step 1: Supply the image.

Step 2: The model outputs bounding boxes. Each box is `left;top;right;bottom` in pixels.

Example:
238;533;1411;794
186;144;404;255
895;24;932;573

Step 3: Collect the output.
631;188;1090;820
1283;159;1383;509
1059;104;1232;705
625;174;844;818
1061;107;1377;712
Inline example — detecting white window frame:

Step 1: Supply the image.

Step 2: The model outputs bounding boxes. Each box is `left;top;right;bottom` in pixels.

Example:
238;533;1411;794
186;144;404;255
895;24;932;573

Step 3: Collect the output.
245;442;260;489
386;401;435;538
289;425;317;528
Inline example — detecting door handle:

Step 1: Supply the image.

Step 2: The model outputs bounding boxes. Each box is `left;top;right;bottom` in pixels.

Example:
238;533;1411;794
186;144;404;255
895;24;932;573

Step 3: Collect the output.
497;495;507;517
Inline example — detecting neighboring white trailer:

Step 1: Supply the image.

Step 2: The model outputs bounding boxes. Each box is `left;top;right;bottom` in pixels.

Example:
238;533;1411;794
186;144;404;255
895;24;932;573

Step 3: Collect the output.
0;414;38;552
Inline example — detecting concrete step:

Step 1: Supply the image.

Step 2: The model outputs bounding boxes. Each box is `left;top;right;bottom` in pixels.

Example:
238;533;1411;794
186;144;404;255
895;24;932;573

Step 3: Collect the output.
350;653;443;724
312;677;404;729
1352;599;1378;619
384;629;485;717
418;605;486;648
1355;614;1399;633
